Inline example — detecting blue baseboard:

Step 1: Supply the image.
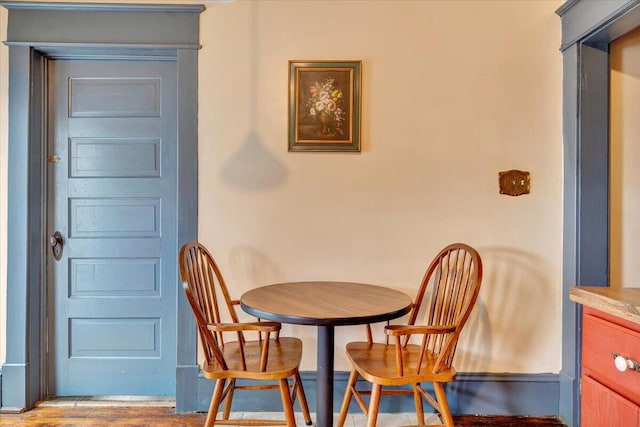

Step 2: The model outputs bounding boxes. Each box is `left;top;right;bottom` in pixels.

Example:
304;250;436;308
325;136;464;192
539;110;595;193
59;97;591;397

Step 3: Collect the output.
0;363;27;411
193;371;560;417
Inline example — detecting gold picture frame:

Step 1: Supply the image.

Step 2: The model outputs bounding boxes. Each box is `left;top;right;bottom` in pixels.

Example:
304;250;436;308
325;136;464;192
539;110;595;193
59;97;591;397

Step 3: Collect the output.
288;60;362;152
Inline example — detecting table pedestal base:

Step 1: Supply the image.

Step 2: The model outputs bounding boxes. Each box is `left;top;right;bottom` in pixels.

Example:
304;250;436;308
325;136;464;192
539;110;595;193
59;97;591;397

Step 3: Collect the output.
316;325;334;427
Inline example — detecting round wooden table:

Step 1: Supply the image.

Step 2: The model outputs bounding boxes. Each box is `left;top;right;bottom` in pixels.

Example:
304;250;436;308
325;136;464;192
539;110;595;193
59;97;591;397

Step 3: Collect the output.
240;281;413;427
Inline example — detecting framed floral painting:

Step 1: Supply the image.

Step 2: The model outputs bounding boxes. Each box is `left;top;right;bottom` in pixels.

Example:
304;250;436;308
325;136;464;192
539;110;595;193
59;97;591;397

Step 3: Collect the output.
288;60;362;152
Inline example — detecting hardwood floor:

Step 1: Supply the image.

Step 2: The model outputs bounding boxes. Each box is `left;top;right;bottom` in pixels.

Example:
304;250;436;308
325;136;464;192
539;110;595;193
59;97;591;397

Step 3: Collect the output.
0;406;204;426
0;403;567;427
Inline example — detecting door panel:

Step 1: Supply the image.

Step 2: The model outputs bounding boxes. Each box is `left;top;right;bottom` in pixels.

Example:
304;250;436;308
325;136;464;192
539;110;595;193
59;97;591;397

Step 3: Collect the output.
48;59;177;396
70;137;161;178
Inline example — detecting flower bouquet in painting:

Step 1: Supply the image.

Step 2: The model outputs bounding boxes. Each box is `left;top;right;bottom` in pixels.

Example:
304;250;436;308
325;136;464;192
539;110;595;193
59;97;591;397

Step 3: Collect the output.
305;78;345;137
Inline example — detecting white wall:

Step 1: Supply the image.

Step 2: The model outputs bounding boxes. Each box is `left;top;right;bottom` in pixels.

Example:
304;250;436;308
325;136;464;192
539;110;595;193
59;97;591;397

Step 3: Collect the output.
611;27;640;289
198;0;563;373
0;0;563;376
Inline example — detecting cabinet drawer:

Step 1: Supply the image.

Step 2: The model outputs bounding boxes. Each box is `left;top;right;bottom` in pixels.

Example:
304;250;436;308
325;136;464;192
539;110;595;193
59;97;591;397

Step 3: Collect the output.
582;375;640;427
583;313;640;404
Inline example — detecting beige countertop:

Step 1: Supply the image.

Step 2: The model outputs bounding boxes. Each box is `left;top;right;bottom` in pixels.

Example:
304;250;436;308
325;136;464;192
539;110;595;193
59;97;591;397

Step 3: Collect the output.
570;286;640;325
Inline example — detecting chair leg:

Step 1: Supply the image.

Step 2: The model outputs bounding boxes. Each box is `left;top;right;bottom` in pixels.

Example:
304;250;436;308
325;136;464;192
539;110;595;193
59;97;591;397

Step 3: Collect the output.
293;371;313;426
222;378;236;420
433;382;454;427
279;378;296;427
206;379;226;427
337;369;359;427
366;383;382;427
412;383;425;426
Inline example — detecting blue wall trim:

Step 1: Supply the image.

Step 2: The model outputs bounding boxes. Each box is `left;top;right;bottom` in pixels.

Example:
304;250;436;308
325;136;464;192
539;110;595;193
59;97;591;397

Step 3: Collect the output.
192;372;560;417
175;48;200;413
0;2;205;13
0;364;27;412
2;2;202;46
555;0;637;51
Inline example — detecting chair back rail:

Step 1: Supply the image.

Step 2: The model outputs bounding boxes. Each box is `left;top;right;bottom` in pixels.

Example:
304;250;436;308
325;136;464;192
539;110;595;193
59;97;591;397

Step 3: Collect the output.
338;242;482;427
180;243;230;370
407;243;482;372
179;241;312;426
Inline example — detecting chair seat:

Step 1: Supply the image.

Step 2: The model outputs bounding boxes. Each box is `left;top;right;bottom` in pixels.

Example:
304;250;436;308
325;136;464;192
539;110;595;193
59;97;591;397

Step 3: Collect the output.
203;337;303;380
345;342;456;386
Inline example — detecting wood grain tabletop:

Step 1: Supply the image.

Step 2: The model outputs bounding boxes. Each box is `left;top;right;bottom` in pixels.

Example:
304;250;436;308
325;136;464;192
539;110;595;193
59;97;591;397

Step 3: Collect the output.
240;281;413;326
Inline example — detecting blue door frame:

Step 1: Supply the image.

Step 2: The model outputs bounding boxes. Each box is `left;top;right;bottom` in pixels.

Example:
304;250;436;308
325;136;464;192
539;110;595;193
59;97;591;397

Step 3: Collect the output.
0;2;202;412
556;1;640;426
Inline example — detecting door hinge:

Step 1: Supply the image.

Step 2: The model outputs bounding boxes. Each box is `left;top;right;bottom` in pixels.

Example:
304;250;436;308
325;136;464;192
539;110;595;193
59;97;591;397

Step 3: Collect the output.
47;154;60;163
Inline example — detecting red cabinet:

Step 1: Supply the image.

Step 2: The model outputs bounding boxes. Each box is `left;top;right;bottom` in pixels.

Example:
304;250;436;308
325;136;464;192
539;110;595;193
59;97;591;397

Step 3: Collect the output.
582;307;640;426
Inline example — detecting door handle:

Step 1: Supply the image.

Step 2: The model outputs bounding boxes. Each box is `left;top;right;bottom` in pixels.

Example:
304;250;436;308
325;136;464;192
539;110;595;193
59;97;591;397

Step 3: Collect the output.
49;231;64;261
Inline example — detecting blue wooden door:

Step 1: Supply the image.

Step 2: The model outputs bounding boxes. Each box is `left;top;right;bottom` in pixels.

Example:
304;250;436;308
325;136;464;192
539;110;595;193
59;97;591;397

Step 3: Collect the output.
48;59;178;396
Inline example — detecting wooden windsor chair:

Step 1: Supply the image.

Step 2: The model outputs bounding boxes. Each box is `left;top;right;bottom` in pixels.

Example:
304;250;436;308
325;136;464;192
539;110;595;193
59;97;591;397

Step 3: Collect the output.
179;241;312;427
336;243;483;427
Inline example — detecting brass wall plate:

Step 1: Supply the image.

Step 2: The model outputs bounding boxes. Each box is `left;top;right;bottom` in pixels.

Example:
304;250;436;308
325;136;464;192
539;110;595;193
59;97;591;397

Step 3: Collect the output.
499;170;530;196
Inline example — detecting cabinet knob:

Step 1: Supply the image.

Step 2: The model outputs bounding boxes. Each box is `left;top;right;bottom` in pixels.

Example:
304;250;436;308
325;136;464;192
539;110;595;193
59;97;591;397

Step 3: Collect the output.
612;352;640;372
